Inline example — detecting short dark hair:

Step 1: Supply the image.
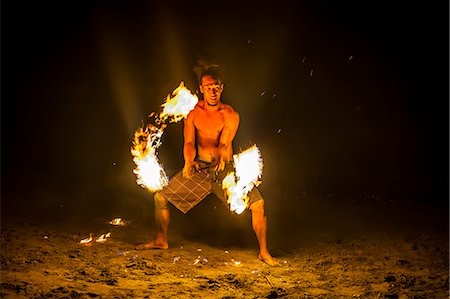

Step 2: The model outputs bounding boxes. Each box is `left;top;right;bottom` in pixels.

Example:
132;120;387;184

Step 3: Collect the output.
199;65;224;84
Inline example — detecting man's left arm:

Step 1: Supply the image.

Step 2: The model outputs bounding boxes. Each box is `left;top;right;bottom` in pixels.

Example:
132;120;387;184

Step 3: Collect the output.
216;108;240;171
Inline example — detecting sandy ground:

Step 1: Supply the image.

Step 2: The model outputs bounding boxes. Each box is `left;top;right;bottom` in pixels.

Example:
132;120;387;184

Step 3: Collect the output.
1;197;448;299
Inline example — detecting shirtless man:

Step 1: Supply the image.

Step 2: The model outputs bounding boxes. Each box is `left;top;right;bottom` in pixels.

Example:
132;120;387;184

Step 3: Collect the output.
137;67;276;266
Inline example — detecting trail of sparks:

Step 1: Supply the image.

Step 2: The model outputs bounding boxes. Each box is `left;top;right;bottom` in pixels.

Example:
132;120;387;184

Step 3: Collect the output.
131;82;198;192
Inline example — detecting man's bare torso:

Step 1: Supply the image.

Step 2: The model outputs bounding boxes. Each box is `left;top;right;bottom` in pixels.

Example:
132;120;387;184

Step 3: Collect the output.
190;101;236;162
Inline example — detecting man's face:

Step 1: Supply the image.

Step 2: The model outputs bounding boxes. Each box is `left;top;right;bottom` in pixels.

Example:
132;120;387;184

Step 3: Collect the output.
200;75;223;106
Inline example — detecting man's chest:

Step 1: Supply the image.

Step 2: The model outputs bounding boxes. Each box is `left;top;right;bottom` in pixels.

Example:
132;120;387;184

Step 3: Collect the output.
193;110;225;134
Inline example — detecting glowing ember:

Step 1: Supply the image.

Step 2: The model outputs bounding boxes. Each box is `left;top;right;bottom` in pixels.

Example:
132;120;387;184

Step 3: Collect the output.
80;233;93;244
172;256;181;263
109;217;125;226
96;232;111;243
222;145;263;214
193;256;201;265
131;82;198;192
192;256;208;265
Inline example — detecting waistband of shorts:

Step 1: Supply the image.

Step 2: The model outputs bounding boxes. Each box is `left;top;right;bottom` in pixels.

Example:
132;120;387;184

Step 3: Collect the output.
195;158;233;167
196;158;211;164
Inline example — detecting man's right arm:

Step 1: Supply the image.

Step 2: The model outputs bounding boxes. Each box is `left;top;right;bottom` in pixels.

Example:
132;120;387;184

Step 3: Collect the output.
183;111;197;178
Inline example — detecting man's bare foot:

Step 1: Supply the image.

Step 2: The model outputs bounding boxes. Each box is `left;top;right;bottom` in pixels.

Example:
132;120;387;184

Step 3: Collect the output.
258;252;278;266
135;241;169;250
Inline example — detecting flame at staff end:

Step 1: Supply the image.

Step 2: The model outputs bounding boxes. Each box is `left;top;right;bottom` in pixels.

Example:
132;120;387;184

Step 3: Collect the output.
222;145;263;214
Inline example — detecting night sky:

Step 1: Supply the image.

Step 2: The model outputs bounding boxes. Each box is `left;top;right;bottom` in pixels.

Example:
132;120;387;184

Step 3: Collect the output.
2;1;448;231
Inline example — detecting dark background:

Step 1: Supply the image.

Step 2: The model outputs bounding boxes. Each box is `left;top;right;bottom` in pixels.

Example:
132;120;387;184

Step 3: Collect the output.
2;0;448;245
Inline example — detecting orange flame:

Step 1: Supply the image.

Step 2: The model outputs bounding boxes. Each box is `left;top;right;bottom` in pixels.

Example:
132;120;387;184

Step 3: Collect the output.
159;82;199;123
131;82;198;192
80;233;93;244
222;145;263;214
131;125;168;191
96;232;111;243
109;217;125;226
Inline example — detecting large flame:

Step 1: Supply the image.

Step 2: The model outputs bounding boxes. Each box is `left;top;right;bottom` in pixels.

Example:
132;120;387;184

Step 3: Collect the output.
131;82;198;191
131;125;168;191
159;82;199;123
222;145;263;214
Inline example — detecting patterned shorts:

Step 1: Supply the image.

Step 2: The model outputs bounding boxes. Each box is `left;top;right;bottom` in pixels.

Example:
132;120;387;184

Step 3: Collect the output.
156;160;263;214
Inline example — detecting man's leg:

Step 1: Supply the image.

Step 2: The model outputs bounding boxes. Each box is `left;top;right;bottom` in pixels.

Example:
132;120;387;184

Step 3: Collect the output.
250;200;277;266
136;192;169;249
153;200;170;248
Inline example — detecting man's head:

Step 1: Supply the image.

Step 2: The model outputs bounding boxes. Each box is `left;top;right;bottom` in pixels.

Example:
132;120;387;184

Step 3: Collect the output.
199;66;224;107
